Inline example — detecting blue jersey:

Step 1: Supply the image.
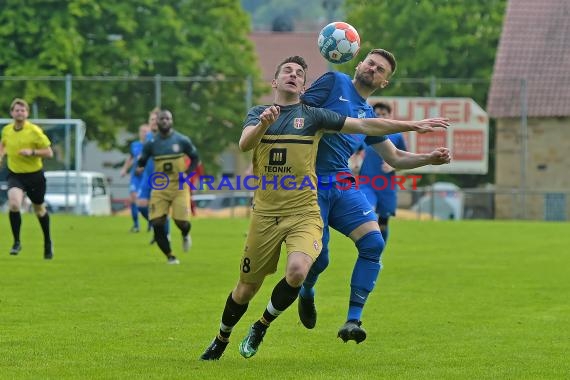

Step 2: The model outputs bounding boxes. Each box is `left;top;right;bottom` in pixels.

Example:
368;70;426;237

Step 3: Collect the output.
301;72;386;181
143;130;155;175
359;133;408;217
129;141;144;177
359;133;408;178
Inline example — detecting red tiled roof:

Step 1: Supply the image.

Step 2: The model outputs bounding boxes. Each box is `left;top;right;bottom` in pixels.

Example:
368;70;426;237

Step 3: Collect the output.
487;0;570;118
250;31;330;102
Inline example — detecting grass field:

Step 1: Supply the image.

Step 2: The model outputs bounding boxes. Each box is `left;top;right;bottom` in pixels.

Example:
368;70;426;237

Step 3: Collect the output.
0;214;568;379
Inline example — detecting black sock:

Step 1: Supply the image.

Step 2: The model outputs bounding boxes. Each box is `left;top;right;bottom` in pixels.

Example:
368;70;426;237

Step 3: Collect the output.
152;223;171;257
179;221;191;237
38;213;52;245
219;292;248;339
9;211;21;244
261;277;301;325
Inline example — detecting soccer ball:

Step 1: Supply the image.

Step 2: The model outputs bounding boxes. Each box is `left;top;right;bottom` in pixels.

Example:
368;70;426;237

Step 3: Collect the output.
317;21;361;64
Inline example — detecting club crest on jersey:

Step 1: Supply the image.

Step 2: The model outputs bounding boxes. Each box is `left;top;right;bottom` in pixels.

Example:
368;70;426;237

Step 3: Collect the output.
313;240;319;251
172;143;180;152
293;118;305;129
358;109;366;119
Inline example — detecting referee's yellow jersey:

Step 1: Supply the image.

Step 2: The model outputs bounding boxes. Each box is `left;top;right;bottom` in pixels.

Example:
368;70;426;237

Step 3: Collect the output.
1;121;51;173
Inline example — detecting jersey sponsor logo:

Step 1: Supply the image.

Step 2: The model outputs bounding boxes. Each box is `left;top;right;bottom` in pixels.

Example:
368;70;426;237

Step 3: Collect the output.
172;143;180;152
293;118;305;129
268;148;287;165
338;96;349;102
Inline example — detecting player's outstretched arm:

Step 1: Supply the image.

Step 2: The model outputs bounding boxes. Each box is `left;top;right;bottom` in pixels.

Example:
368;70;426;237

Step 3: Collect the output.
341;117;450;136
372;140;451;170
239;105;280;152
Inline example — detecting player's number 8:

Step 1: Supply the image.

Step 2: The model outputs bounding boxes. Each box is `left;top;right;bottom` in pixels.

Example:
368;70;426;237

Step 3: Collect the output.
242;257;251;273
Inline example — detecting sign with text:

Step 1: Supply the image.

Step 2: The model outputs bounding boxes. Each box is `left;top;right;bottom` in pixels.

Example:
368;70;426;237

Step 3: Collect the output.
368;97;489;174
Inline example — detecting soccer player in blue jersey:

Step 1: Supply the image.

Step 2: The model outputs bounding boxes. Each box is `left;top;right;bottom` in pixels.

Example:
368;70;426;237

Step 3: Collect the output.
199;55;450;361
120;123;150;232
359;102;408;244
298;48;451;343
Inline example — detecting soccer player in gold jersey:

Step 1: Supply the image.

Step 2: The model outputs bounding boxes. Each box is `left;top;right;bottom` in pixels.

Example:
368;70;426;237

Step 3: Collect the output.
200;56;450;360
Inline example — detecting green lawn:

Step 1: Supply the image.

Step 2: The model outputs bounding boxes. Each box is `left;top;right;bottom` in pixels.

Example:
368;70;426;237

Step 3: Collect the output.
0;215;568;379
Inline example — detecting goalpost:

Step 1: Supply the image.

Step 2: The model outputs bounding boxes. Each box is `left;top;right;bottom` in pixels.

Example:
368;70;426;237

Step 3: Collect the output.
0;118;86;214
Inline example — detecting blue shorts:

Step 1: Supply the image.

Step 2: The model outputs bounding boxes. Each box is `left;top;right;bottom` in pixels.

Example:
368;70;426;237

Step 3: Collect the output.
137;172;152;200
318;181;377;237
360;184;397;218
129;175;142;194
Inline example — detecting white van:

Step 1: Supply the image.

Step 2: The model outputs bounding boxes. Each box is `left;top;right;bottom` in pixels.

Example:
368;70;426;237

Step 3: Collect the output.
44;171;112;215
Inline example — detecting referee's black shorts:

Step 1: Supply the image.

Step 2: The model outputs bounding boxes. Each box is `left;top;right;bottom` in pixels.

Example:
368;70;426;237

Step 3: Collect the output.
7;170;47;205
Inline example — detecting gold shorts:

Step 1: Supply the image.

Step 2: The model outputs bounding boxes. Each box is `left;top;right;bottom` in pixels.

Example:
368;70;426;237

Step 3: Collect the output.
239;211;323;283
149;184;190;220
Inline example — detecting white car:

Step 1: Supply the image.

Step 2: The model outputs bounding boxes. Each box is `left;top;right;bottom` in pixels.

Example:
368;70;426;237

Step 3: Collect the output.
44;171;112;215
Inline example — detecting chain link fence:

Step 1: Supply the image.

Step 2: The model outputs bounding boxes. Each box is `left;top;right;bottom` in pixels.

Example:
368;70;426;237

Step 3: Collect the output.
1;75;567;221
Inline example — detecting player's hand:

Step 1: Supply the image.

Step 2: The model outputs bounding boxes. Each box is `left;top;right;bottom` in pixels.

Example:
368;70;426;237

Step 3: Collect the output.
19;148;34;156
428;147;451;165
412;118;450;134
259;105;280;128
381;161;394;173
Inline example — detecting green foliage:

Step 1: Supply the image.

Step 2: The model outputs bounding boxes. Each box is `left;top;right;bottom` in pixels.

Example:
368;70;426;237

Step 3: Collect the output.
345;0;506;105
344;0;506;186
0;0;265;173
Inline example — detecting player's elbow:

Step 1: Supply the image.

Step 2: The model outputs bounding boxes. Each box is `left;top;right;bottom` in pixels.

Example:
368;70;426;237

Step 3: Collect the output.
238;139;252;152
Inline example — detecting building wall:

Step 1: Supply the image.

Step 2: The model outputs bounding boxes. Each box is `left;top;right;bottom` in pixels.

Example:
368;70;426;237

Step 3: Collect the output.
495;117;570;220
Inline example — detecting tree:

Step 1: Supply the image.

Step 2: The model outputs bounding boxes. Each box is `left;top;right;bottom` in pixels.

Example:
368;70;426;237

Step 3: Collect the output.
0;0;265;173
344;0;506;186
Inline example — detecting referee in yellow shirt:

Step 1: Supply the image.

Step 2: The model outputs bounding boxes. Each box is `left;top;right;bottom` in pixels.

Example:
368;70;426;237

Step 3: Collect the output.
0;98;54;259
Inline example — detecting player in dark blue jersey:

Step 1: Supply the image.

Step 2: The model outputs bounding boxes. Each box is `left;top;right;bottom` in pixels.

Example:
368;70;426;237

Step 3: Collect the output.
200;55;450;361
136;110;199;264
360;102;408;244
137;109;171;243
120;123;150;232
298;49;451;343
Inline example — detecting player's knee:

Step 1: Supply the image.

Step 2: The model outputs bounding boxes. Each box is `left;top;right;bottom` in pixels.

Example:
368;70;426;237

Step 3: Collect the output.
286;264;307;287
355;230;385;262
8;202;20;212
151;216;167;227
32;203;46;216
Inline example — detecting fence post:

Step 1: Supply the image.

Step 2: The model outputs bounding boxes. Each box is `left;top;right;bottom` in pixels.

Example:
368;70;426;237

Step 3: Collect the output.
520;78;528;219
154;74;162;108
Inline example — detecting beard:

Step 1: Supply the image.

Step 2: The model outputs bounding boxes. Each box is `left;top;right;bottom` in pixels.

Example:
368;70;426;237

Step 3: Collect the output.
354;70;376;90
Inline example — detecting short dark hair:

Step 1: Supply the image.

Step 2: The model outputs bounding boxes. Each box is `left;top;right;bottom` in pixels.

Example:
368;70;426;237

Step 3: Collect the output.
274;56;308;83
373;101;392;114
367;49;397;76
